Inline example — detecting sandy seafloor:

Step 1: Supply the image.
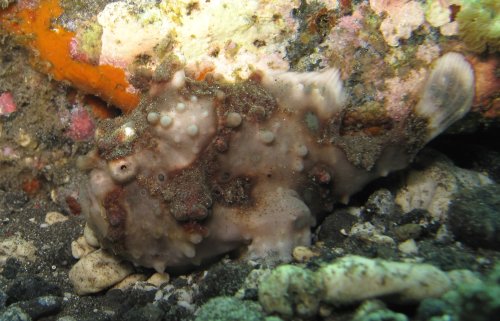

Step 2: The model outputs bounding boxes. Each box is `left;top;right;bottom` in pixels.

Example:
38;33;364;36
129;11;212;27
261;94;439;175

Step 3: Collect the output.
1;1;500;321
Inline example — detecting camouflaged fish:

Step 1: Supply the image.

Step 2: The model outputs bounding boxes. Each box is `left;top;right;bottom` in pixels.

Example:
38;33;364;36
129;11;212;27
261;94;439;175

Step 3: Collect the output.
77;52;473;272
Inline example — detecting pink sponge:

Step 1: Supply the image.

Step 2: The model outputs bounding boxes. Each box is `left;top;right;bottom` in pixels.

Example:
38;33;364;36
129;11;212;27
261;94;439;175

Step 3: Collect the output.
0;92;16;116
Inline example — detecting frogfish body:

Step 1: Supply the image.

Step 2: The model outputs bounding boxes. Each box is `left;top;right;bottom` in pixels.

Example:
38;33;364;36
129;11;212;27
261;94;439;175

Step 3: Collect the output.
78;53;474;272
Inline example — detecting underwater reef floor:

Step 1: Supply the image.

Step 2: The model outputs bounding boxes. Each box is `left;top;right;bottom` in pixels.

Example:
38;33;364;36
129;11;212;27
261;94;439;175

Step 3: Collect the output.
0;0;500;320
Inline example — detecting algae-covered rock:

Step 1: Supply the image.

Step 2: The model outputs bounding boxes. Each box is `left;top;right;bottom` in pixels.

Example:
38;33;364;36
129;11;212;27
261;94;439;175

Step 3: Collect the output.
395;151;493;221
194;297;281;321
317;256;451;304
353;300;408;321
457;0;500;53
448;184;500;249
417;263;500;321
258;265;320;318
258;256;461;318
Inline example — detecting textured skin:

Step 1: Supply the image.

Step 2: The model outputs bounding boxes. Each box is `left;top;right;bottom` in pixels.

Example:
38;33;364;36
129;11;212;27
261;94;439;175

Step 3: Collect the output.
78;53;474;272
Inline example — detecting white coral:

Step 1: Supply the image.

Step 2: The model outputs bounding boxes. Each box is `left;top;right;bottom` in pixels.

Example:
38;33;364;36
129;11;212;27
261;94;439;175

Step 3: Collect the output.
98;1;172;67
371;0;425;47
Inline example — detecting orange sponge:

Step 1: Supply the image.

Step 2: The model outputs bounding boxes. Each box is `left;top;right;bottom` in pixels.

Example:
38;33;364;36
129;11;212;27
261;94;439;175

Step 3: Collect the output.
0;0;139;113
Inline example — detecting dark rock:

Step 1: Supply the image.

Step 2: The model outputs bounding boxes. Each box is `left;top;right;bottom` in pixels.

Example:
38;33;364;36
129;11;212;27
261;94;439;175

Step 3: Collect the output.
103;288;156;317
365;189;395;217
398;209;430;225
418;240;479;271
393;223;422;241
0;290;6;309
396;209;441;238
417;298;453;321
417;263;500;321
6;276;61;304
317;209;357;245
122;303;164;321
196;261;252;303
1;257;21;279
473;149;500;182
448;184;500;249
4;191;28;211
15;295;62;319
241;288;259;301
0;306;31;321
160;304;193;321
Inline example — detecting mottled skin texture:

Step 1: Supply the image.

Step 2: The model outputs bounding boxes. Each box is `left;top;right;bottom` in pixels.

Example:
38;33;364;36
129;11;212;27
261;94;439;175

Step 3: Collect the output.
78;53;474;272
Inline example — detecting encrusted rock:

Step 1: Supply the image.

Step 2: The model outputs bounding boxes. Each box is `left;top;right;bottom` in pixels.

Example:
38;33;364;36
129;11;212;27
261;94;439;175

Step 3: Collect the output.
0;236;37;266
259;256;467;318
395;152;493;221
0;306;30;321
448;184;500;249
371;0;425;47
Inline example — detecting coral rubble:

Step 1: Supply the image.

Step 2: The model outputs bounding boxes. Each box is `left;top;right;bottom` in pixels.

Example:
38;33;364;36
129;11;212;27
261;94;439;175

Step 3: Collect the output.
258;255;478;318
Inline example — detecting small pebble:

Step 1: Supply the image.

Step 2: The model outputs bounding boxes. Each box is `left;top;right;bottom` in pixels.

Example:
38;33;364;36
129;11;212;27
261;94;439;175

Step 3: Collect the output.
394;223;422;241
398;239;418;255
147;273;170;287
44;212;68;225
16;129;32;148
292;246;317;262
